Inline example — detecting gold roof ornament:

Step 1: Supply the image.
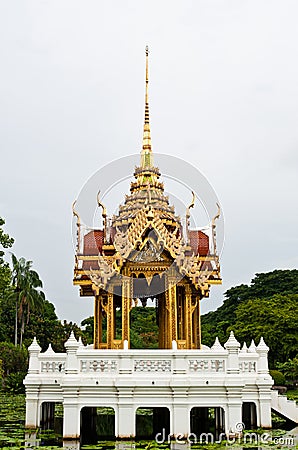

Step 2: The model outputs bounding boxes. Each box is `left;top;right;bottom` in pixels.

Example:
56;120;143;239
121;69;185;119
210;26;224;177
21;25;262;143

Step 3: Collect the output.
141;45;152;168
112;48;179;228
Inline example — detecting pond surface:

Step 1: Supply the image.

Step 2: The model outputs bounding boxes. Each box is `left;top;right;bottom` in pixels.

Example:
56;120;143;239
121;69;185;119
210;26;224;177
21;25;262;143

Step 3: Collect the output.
0;393;296;449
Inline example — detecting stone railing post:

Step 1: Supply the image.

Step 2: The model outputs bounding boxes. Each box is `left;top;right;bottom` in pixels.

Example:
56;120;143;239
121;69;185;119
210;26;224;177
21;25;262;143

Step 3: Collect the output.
256;336;269;374
27;337;41;374
64;331;80;374
224;331;240;374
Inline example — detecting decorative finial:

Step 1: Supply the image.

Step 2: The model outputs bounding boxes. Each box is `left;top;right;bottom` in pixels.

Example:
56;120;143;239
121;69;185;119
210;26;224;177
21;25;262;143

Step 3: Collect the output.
72;200;81;255
141;45;153;168
97;191;107;243
186;191;195;244
211;202;221;265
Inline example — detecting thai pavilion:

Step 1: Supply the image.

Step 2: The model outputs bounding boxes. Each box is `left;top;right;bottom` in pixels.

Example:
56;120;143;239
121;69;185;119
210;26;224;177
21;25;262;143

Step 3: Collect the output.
24;48;293;444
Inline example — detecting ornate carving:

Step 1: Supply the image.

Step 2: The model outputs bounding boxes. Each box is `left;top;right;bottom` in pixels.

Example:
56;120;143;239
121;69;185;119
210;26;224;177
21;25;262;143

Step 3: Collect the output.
113;228;134;260
41;361;65;373
189;359;225;372
89;256;118;289
80;359;117;373
134;359;171;372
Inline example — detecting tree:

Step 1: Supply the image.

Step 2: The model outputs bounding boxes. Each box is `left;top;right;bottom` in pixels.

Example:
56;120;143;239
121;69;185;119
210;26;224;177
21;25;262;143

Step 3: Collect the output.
228;294;298;366
10;254;45;346
201;269;298;350
0;217;14;296
276;357;298;384
0;342;28;393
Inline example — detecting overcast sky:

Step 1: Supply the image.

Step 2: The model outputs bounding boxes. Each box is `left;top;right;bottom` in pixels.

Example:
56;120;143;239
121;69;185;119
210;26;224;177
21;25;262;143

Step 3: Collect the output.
0;1;297;326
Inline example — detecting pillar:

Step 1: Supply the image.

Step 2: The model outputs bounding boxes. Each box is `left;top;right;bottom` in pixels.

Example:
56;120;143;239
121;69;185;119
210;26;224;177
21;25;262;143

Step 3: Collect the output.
63;403;80;440
121;277;131;346
224;332;243;436
191;297;201;349
258;385;272;428
25;388;40;429
117;394;135;438
64;332;79;374
256;337;270;375
172;403;190;437
197;297;201;349
185;285;192;349
225;388;243;436
94;295;102;349
165;275;177;348
107;292;114;348
25;337;42;429
224;331;240;375
27;337;41;374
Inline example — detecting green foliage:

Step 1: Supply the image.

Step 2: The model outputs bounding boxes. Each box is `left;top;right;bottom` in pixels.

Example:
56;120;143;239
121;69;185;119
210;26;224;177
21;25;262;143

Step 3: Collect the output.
286;389;298;402
9;254;46;346
276;357;298;383
81;307;159;349
228;294;298;366
0;342;28;393
0;217;14;302
0;392;26;447
201;270;298;367
81;316;94;345
130;307;159;349
0;342;28;377
269;370;286;386
4;372;26;394
49;320;83;352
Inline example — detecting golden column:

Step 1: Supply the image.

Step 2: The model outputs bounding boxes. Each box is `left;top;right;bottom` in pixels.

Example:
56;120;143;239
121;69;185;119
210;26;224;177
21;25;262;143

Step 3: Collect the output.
121;273;132;347
184;284;193;349
192;295;201;349
94;295;102;349
158;293;166;349
106;292;114;349
165;274;178;348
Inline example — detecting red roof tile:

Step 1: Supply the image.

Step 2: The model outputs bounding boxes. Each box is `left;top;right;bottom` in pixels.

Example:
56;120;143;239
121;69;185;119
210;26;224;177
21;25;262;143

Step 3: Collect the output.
189;230;209;256
83;230;104;255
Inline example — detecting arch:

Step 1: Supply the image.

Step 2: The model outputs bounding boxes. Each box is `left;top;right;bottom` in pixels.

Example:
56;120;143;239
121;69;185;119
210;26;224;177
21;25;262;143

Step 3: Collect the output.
135;406;170;440
190;407;225;442
80;406;115;444
242;402;257;430
40;401;63;434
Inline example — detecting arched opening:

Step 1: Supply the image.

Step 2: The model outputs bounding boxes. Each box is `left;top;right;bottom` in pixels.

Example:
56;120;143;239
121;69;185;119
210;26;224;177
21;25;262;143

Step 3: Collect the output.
135;407;170;439
80;406;115;445
242;402;257;429
190;407;225;441
40;402;63;434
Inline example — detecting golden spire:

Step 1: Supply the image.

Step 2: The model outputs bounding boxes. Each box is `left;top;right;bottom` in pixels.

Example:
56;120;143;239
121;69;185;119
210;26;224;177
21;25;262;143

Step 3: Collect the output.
141;45;153;168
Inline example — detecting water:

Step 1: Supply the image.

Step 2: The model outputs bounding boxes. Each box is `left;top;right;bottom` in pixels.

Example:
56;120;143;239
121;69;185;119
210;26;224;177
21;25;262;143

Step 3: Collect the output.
0;394;296;449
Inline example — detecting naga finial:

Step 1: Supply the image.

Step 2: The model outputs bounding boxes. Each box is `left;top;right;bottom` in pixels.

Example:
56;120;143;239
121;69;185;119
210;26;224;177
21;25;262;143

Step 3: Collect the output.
72;200;81;224
97;191;107;243
211;202;221;256
97;190;107;218
72;200;81;255
185;191;195;244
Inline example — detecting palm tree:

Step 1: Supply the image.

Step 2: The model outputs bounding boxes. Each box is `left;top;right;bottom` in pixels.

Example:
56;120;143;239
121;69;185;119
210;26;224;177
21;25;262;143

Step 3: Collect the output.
10;254;45;346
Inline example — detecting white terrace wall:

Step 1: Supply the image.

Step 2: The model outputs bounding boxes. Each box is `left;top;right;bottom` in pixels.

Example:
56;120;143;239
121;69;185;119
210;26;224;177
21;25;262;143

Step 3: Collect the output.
24;332;273;439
